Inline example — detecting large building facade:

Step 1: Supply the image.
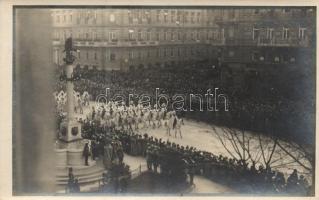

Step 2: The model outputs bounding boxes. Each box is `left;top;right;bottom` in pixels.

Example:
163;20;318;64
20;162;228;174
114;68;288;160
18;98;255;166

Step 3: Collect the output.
52;8;222;71
51;8;315;72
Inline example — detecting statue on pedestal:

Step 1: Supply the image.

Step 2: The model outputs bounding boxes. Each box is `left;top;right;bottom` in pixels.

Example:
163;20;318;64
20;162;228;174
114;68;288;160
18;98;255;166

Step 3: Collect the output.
55;38;104;192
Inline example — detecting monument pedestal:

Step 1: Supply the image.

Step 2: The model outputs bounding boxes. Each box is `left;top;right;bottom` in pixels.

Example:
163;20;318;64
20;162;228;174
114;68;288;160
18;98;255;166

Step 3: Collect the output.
55;138;105;191
59;119;82;142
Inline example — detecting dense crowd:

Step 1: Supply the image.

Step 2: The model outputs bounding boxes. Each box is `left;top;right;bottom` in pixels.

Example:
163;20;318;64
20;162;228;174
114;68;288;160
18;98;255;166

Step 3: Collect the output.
55;59;314;195
54;61;314;145
59;99;311;195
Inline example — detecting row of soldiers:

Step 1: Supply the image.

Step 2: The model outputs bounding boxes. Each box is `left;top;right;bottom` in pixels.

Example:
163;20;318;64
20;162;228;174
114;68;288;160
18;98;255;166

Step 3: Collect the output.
79;112;311;195
87;100;184;138
114;129;311;195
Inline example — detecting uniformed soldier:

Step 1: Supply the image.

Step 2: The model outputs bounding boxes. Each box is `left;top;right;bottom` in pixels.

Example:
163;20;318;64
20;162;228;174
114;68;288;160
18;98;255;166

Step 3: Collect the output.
82;143;90;166
152;145;159;173
146;145;153;171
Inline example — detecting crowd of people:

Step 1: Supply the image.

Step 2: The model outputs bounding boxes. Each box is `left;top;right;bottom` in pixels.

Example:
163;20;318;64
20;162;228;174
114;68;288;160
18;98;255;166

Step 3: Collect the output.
58;97;311;195
79;117;310;195
54;59;313;195
54;61;314;145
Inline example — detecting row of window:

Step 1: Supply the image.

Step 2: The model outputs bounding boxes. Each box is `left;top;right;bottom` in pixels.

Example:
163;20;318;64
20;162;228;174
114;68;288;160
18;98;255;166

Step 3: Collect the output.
54;10;204;25
68;46;206;62
53;26;308;43
226;50;297;63
54;29;220;42
251;27;307;40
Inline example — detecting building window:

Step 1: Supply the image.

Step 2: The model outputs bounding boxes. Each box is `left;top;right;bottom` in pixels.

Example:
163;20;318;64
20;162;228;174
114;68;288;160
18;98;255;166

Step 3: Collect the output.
70;14;73;22
197;12;200;23
138;51;142;60
170;48;174;57
184;12;188;23
177;32;181;40
93;11;97;23
299;27;306;40
138;30;142;41
86;51;89;60
282;8;290;13
164;48;167;57
156;32;160;41
56;15;60;23
274;56;280;62
76;15;80;24
110;32;117;41
177;48;181;56
147;50;151;58
229;9;235;19
63;15;66;22
78;51;81;59
164;11;168;23
146;31;151;41
129;51;134;59
110;53;116;61
92;30;97;40
146;11;151;24
138;11;142;24
253;28;260;40
191;32;195;40
177;11;181;22
191;12;195;23
156;49;160;57
128;30;134;41
266;28;274;39
228;27;234;38
171;10;175;23
196;31;200;40
94;52;97;60
156;10;161;22
282;27;289;39
171;31;174;41
110;14;115;22
164;31;167;41
128;11;133;24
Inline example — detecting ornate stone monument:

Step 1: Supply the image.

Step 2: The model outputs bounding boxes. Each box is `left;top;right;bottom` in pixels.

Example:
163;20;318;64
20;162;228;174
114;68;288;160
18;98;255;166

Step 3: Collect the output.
55;37;104;192
59;37;82;142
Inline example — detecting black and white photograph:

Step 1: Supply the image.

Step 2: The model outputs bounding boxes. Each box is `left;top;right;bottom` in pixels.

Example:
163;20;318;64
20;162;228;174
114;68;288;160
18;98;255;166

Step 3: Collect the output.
5;3;317;197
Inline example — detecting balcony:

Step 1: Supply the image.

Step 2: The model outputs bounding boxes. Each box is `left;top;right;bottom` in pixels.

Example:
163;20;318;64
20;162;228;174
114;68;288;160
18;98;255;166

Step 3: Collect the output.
222;37;310;47
52;39;160;47
257;37;310;47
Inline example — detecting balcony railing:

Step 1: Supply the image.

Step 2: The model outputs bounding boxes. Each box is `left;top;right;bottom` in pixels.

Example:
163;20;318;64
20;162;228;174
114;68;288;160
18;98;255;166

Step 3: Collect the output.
52;39;160;47
223;37;309;47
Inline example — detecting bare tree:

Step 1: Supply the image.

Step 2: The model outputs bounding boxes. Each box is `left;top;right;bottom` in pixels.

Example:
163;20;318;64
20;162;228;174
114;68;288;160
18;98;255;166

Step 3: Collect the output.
212;125;313;188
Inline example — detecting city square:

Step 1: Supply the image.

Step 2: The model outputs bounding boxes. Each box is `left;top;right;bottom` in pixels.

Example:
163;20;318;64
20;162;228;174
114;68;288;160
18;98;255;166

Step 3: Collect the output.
12;7;316;196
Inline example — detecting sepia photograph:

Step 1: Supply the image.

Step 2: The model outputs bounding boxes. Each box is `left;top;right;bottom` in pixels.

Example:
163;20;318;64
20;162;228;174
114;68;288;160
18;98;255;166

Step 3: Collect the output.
9;4;316;197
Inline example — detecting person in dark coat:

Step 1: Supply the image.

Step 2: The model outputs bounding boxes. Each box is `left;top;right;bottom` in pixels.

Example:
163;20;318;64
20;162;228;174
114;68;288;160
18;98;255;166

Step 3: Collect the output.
67;167;75;192
101;106;106;119
83;143;90;166
91;107;96;120
73;178;80;192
